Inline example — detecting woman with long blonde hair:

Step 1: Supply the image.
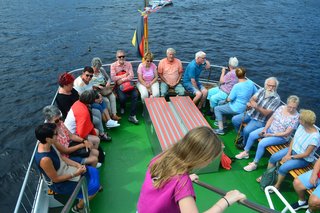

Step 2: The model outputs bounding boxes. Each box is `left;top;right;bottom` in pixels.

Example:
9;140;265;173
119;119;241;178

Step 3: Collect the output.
137;126;245;213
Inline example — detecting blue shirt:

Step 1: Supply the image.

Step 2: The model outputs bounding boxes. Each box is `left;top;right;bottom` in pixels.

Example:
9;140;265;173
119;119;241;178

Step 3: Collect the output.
183;59;204;85
229;80;257;113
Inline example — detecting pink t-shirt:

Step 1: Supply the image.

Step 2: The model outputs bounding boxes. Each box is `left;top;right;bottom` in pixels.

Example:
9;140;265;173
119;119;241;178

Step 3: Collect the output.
57;123;71;158
158;58;183;85
137;63;157;84
137;157;196;213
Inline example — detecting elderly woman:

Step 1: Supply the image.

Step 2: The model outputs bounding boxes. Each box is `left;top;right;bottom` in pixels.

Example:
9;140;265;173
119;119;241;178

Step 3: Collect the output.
43;105;100;167
34;123;101;212
91;57;121;121
64;90;101;149
136;52;160;102
235;95;300;172
213;67;257;135
259;109;320;190
207;57;239;119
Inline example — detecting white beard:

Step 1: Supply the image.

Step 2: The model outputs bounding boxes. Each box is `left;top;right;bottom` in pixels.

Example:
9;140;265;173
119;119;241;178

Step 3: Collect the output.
265;90;275;98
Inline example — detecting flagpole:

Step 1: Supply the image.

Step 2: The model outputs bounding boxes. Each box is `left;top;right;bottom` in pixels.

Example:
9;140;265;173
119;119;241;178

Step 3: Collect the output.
144;15;149;56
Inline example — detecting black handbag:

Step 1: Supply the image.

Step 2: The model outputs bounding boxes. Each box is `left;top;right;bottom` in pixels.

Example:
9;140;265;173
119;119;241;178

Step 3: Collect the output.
68;141;90;158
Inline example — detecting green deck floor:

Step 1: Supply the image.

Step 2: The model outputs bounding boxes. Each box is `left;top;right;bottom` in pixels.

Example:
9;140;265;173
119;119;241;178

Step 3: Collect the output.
90;106;301;213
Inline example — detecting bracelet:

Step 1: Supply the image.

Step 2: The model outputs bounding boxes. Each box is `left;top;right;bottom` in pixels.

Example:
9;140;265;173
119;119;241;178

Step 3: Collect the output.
222;197;230;207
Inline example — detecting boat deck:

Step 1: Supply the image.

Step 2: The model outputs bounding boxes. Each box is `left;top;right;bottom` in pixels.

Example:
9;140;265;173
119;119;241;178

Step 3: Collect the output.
89;101;298;213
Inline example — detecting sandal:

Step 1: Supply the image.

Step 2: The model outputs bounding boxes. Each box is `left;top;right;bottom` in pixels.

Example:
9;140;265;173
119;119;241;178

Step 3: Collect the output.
71;204;83;213
100;133;112;142
256;176;262;183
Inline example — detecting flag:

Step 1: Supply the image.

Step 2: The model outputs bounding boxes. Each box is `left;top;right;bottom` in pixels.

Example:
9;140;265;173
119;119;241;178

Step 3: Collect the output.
132;16;146;58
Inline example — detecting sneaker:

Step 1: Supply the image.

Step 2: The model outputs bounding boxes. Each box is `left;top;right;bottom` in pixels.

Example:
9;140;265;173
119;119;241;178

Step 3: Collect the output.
100;133;112;142
213;129;225;135
128;115;139;124
213;121;227;129
106;119;120;128
111;114;121;121
290;201;308;211
244;162;258;172
235;151;249;159
71;205;83;213
96;162;102;168
120;108;125;114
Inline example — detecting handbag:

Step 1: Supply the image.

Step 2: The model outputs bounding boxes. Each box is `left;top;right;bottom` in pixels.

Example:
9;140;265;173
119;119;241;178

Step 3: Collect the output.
116;70;135;93
260;163;279;190
68;141;90;158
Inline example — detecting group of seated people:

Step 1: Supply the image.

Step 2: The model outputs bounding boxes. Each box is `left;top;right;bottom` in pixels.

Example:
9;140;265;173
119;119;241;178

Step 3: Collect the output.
33;47;320;212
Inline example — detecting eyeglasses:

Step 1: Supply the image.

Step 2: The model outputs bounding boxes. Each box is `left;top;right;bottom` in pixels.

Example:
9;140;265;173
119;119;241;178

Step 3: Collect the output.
118;56;126;59
54;118;61;123
85;74;93;78
267;84;276;88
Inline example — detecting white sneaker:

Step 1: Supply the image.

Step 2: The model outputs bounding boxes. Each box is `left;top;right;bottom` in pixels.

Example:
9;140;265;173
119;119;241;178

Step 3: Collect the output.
128;115;139;124
235;151;249;159
244;162;257;172
96;162;102;168
120;108;125;114
106;119;120;128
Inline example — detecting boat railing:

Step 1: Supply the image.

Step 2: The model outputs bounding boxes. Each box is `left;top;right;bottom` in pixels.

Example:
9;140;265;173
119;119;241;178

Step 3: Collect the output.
61;176;90;213
264;186;295;213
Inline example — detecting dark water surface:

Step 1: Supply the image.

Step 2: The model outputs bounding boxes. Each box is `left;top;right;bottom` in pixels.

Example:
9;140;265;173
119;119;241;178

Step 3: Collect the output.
1;0;319;211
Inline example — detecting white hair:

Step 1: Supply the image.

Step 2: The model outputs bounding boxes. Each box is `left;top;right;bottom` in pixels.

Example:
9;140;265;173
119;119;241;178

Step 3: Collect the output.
195;51;206;59
264;77;279;90
166;48;176;54
228;57;239;67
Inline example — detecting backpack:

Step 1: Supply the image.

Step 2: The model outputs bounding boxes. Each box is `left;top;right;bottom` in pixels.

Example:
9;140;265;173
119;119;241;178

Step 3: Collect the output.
260;165;278;190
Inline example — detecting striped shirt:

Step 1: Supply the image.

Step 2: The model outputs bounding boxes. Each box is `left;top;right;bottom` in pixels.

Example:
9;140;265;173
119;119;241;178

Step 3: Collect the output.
292;125;320;162
247;88;281;122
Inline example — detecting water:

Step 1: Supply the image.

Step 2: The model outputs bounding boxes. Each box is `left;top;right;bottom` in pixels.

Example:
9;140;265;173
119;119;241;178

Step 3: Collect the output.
1;0;319;211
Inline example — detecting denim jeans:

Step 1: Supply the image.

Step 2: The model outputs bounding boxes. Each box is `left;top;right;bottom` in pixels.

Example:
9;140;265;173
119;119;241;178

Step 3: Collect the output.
207;87;228;108
232;113;265;145
214;103;237;121
160;82;185;97
244;127;287;163
116;88;138;116
269;148;310;176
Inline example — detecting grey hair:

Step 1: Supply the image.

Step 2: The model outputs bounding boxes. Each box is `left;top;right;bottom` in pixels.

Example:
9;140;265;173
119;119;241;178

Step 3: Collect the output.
264;77;279;90
116;49;125;56
287;95;300;105
195;51;206;59
80;90;95;104
228;57;239;67
43;105;61;122
91;57;102;68
167;48;176;54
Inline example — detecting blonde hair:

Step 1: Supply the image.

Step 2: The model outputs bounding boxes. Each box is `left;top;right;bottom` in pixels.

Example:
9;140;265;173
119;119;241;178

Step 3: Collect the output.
287;95;300;105
144;51;154;61
150;126;222;188
299;109;316;125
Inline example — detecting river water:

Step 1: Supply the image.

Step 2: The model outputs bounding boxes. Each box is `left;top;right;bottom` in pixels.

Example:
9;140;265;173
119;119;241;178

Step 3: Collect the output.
1;0;319;211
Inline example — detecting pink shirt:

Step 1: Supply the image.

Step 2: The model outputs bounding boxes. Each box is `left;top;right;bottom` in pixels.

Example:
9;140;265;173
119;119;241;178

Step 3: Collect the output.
110;61;134;83
158;58;183;85
219;69;238;94
137;157;196;213
57;123;71;158
137;62;157;84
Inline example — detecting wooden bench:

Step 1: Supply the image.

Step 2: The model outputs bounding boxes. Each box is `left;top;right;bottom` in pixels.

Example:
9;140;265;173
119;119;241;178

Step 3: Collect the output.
144;96;222;173
265;141;315;194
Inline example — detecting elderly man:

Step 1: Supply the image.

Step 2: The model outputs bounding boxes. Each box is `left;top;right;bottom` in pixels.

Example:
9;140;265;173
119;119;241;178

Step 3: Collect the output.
110;50;139;124
182;51;211;109
158;48;185;97
232;77;281;149
207;57;239;119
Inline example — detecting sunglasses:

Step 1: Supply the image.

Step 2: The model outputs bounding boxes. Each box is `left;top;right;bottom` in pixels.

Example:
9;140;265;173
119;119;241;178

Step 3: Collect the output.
146;60;153;63
85;74;93;78
54;118;61;123
118;56;126;59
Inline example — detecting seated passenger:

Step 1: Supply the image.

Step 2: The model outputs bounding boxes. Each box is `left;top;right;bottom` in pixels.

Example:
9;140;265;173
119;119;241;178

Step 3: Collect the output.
43;105;100;168
110;50;139;124
137;126;246;212
235;95;300;172
207;57;239;118
55;73;79;119
34;123;101;212
182;51;211;109
74;66;118;128
232;77;281;149
158;48;185;97
92;91;120;128
136;51;160;102
91;57;121;121
260;109;320;190
213;67;257;135
64;90;101;149
290;158;320;212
